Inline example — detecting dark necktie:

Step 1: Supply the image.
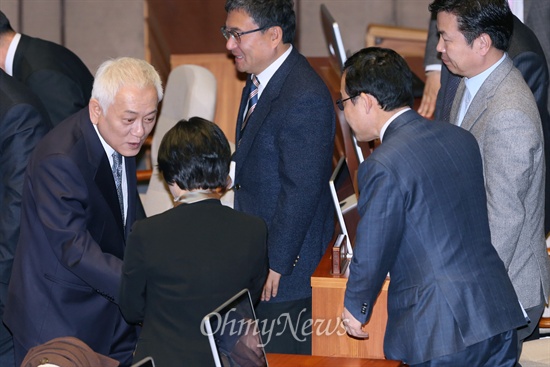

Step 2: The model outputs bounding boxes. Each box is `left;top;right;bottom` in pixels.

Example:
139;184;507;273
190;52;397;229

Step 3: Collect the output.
441;73;461;123
242;75;259;132
111;151;124;221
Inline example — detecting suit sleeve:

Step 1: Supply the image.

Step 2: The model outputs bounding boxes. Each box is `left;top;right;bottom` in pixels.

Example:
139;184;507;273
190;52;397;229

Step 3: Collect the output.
31;155;124;301
119;225;147;323
267;90;335;275
344;159;404;324
27;70;89;124
482;109;543;268
248;222;269;304
424;16;442;69
0;104;50;285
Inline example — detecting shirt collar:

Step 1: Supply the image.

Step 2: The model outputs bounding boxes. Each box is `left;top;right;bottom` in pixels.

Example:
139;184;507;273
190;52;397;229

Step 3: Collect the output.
464;53;506;101
255;45;293;98
93;124;119;166
380;107;411;142
5;33;21;76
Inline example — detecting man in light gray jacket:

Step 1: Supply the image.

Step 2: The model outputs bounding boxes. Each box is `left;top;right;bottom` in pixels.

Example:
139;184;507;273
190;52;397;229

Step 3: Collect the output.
430;0;550;355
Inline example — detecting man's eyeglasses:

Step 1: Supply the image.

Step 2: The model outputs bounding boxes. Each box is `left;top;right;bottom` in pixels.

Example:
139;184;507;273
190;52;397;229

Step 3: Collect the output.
336;95;356;111
220;26;267;44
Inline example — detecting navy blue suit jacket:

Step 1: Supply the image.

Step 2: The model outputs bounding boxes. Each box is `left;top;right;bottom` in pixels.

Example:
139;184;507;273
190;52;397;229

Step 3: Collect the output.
344;110;525;365
232;47;335;302
4;107;143;366
13;34;94;126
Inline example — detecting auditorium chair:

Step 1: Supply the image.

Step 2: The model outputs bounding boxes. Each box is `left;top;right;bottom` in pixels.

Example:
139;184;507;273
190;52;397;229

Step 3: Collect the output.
138;64;217;217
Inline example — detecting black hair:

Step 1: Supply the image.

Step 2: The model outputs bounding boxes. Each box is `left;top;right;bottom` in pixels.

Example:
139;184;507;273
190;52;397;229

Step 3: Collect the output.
225;0;296;44
429;0;513;51
343;47;414;111
0;11;15;35
157;117;231;192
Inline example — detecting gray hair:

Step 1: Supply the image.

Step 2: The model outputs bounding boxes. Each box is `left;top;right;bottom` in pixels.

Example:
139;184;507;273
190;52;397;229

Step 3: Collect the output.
91;57;163;112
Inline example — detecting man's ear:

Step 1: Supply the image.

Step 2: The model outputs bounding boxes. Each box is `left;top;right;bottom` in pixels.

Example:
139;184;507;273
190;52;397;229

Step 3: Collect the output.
89;99;102;125
359;93;375;114
270;26;284;46
476;33;493;55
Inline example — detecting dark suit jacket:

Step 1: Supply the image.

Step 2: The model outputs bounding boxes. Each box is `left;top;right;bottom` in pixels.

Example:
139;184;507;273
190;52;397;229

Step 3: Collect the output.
0;70;51;358
432;16;550;234
119;199;268;367
4;107;143;366
344;110;526;365
13;34;94;126
232;47;336;302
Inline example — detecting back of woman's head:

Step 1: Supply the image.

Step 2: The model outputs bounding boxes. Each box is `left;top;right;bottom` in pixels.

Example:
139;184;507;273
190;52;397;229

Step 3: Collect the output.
158;117;231;192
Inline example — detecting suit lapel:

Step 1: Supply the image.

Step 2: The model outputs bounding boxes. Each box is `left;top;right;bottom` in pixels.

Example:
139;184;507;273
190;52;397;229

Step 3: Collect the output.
460;57;513;132
233;48;299;177
235;77;251;143
80;112;126;235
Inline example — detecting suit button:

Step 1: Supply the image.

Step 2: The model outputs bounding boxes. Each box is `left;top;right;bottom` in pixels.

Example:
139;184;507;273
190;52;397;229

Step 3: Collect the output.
234;184;241;190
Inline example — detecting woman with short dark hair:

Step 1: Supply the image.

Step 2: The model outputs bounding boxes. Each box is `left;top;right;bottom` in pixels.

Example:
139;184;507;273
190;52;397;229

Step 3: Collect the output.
119;117;268;367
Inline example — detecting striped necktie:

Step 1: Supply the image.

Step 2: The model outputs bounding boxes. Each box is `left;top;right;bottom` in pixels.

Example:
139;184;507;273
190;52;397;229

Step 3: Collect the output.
111;151;124;222
242;75;259;132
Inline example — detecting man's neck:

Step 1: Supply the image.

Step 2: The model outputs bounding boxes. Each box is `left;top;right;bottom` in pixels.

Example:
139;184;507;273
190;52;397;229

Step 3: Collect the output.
0;31;16;71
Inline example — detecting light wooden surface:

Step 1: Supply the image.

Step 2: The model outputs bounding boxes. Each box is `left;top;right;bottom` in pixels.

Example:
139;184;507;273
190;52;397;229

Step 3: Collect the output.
365;24;428;59
311;243;390;359
267;353;404;367
170;53;246;144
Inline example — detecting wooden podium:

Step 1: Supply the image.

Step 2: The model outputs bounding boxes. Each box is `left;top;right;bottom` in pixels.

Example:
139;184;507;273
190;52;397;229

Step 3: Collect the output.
311;243;390;359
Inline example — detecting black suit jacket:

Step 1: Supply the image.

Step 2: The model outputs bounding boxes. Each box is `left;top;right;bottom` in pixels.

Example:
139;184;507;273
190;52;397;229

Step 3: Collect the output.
0;69;51;325
119;200;268;367
13;34;94;126
4;107;143;366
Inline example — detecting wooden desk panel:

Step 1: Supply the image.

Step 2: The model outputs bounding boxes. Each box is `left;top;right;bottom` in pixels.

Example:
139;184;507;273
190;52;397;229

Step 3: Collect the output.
267;353;404;367
311;243;390;359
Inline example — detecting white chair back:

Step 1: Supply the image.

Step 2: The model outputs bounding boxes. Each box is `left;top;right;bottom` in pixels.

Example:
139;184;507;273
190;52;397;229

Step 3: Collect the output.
142;64;217;217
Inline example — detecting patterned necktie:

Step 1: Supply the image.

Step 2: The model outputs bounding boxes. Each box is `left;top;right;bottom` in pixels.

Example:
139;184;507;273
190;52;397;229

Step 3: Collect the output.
242;75;260;132
111;151;124;221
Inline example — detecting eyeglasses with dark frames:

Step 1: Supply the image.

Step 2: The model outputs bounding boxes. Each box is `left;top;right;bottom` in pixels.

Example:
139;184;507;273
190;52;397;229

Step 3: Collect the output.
336;95;356;111
220;26;267;43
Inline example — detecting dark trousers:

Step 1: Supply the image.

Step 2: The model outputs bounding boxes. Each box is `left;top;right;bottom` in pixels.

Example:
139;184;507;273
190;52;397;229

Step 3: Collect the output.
255;297;312;355
411;329;518;367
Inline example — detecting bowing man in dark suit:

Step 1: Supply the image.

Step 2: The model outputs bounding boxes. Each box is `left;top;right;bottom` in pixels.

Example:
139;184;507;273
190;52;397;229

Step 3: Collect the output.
4;57;163;367
0;11;94;126
340;47;526;366
0;69;52;367
119;117;268;367
222;0;335;354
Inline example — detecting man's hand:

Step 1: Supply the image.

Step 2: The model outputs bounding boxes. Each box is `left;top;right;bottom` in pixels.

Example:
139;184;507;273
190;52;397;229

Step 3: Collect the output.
417;71;441;119
341;307;369;339
261;269;281;301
